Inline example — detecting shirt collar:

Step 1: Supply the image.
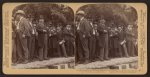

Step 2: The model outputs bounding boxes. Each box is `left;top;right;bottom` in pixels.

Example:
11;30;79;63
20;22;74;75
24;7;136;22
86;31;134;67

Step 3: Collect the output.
19;17;23;21
80;17;84;21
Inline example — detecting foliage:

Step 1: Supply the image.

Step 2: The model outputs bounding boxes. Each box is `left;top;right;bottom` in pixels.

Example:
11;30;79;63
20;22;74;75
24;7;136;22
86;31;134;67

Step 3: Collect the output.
78;4;137;26
12;3;74;25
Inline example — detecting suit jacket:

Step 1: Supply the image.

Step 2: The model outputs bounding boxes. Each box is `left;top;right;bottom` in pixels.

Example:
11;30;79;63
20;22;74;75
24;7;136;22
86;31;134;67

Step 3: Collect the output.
63;28;75;42
78;18;92;38
97;23;108;47
36;23;47;47
17;17;31;38
125;28;135;42
12;22;16;39
118;30;125;43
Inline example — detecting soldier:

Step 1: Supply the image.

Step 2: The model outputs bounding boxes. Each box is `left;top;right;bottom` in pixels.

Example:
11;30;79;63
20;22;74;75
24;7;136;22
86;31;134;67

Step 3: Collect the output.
36;16;48;61
125;25;136;57
97;19;109;61
76;10;91;64
14;10;31;63
63;24;75;57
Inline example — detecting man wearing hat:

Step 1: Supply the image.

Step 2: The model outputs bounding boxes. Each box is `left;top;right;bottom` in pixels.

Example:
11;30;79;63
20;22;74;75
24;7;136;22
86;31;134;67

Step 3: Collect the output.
125;25;136;57
27;15;37;61
14;10;31;63
36;15;48;60
97;18;110;61
76;10;91;64
118;25;129;58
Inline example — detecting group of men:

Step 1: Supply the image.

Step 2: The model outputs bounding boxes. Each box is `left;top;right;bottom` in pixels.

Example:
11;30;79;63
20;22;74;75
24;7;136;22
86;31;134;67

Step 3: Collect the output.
12;10;75;64
75;10;138;64
12;9;138;65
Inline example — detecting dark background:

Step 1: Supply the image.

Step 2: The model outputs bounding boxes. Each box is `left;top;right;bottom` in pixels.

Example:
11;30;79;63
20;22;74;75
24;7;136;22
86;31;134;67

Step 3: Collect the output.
0;0;149;77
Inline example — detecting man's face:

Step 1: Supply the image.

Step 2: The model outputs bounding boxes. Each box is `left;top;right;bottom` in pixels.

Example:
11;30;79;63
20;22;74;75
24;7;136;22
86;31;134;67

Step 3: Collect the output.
15;14;21;21
66;25;71;30
76;14;82;21
39;19;44;24
128;25;133;30
29;18;33;21
118;27;122;31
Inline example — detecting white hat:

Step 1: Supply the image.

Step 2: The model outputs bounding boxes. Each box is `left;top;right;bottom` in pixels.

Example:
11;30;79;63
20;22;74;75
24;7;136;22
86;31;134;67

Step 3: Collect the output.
76;10;85;15
15;10;25;15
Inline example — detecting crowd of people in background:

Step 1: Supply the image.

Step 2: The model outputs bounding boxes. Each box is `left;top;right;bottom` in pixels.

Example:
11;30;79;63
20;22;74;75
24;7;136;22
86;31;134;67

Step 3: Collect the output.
75;10;138;64
12;10;75;65
12;9;138;65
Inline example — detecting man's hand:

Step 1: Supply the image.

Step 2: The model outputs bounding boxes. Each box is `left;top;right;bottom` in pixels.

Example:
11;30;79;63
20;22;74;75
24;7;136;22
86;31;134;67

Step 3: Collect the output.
83;35;85;38
22;34;26;38
43;30;47;32
104;30;107;32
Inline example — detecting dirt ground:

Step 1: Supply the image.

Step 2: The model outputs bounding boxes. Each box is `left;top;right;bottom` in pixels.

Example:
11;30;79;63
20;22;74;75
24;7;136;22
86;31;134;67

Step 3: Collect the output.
75;57;138;69
12;57;75;69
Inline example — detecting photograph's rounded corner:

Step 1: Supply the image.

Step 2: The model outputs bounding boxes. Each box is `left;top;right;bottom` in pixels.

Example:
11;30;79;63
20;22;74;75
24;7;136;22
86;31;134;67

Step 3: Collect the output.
140;68;148;75
2;68;10;75
2;2;11;9
139;2;148;9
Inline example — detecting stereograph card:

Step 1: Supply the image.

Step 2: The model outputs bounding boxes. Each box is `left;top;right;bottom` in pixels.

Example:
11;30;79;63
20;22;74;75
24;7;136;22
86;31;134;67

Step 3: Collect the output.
2;3;147;75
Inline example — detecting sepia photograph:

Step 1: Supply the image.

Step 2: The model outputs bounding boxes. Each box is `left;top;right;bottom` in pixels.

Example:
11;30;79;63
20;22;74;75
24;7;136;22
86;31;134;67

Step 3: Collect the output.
2;3;147;74
11;3;75;69
75;4;138;69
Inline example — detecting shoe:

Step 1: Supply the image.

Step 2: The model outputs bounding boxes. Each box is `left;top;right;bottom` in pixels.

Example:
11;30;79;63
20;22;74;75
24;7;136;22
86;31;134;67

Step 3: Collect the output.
83;60;90;64
44;57;49;60
22;60;29;64
76;61;82;64
99;58;104;61
104;57;110;60
39;58;43;61
91;59;96;62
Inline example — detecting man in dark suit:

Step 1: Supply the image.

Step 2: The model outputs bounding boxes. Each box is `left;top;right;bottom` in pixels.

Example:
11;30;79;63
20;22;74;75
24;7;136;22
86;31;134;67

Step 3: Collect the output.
36;16;48;61
118;26;129;57
56;24;67;57
15;10;31;63
97;19;109;61
76;10;91;64
48;25;58;57
88;20;97;62
63;24;75;57
12;18;17;64
27;16;37;61
125;25;136;57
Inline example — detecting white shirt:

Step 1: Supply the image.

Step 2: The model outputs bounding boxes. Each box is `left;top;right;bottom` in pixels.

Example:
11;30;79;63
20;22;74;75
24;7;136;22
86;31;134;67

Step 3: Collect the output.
16;17;23;30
